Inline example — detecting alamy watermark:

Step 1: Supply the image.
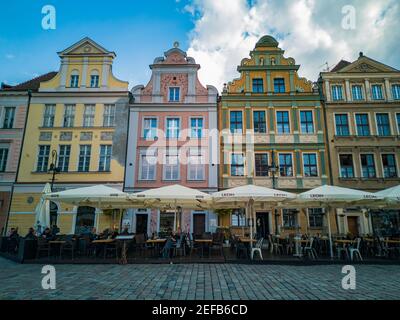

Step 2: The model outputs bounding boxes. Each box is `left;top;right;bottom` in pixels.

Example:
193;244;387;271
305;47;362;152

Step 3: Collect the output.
41;265;56;290
42;5;56;30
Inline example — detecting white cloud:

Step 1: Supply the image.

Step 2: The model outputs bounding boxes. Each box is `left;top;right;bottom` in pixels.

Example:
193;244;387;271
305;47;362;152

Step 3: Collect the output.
185;0;400;91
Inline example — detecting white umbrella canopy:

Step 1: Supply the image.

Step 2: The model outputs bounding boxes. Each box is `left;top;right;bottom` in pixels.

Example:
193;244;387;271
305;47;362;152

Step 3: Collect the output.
376;185;400;206
130;184;212;209
212;184;296;207
34;183;52;232
43;185;133;209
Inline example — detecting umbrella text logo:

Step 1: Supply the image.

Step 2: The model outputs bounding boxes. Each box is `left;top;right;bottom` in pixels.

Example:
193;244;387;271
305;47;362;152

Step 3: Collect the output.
41;265;56;290
341;265;356;290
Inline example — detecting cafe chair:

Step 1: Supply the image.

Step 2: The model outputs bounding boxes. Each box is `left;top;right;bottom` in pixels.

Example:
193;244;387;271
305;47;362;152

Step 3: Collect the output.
36;238;51;259
61;236;75;260
303;237;317;260
250;237;264;260
349;238;363;261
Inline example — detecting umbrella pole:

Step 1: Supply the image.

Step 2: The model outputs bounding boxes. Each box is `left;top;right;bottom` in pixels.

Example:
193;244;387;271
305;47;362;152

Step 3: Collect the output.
249;200;254;258
326;205;334;260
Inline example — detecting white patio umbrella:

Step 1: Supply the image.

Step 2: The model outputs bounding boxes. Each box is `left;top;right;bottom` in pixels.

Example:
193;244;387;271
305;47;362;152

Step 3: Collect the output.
212;185;296;257
34;183;52;233
297;185;382;259
376;185;400;207
130;184;212;231
43;185;132;209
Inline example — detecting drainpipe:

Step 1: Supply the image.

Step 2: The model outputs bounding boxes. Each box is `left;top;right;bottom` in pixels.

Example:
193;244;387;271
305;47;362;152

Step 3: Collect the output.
4;90;32;235
318;77;334;185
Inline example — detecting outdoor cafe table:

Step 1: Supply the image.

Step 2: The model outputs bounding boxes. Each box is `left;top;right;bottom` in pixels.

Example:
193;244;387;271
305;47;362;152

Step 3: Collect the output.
92;239;115;258
384;240;400;244
48;240;66;258
194;239;213;258
146;239;167;257
293;238;308;258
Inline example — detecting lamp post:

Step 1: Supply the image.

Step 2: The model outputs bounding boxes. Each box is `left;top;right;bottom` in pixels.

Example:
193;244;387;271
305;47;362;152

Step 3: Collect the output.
48;150;60;192
267;150;280;235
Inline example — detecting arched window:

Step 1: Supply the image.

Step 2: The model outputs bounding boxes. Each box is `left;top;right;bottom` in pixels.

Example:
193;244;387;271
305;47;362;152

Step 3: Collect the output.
70;70;80;88
49;201;58;227
90;70;100;88
75;206;96;234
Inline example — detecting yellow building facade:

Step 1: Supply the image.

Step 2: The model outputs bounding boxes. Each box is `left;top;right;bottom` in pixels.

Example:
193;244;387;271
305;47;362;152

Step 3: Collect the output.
7;38;129;235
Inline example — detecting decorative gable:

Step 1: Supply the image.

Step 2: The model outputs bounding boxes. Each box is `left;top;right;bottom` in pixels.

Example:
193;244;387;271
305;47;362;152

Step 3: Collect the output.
339;56;399;73
58;37;115;58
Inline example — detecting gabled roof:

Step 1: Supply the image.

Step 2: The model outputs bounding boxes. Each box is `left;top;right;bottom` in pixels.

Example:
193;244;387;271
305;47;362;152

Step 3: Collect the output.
58;37;116;58
1;72;57;92
330;60;351;72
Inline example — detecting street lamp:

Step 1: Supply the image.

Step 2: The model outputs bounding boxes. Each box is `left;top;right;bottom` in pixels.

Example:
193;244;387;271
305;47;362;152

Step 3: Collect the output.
266;150;280;235
48;150;60;192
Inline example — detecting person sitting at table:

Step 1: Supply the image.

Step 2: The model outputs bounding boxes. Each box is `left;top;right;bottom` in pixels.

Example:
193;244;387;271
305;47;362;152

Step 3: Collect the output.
162;229;177;258
121;226;130;235
111;230;119;239
51;224;60;236
7;228;20;254
25;227;37;240
88;227;97;241
41;228;54;241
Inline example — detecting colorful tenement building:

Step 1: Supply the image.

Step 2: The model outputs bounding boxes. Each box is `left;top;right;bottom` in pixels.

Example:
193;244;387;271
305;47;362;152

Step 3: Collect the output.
123;44;219;236
0;35;399;238
320;53;400;236
5;38;130;235
218;36;334;237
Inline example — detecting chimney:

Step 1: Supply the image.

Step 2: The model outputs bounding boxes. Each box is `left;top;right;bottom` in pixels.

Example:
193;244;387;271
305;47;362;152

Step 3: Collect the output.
359;52;364;58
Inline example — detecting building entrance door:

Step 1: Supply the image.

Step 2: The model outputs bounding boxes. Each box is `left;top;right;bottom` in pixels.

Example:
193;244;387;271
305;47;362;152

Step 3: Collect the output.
193;213;206;238
347;216;359;237
256;212;270;238
136;214;148;235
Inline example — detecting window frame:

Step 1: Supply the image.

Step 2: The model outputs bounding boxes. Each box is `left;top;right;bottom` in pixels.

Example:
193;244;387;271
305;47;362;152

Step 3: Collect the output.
36;145;51;173
375;113;391;136
302;153;319;177
163;148;180;181
103;104;116;127
187;147;205;181
359;153;376;179
392;84;400;100
334;113;351;136
276;110;291;134
83;104;96;128
278;152;294;177
371;84;384;100
63;104;75;128
43;104;56;128
381;153;398;178
338;153;355;178
229;110;243;134
354;113;371;136
0;147;9;172
253;110;267;134
57;145;71;173
3;107;15;129
168;87;180;102
252;78;264;93
98;145;112;172
351;84;364;101
273;78;285;93
189;117;204;139
165;117;181;139
254;153;269;177
299;110;315;134
139;148;157;181
142;116;158;140
331;85;344;101
78;145;91;173
230;153;245;177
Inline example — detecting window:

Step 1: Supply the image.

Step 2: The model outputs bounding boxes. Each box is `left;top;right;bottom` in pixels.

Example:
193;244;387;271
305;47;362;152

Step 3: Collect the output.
276;111;290;134
36;145;50;172
392;84;400;100
83;105;95;127
75;206;95;234
274;78;285;93
188;148;205;180
279;153;293;177
190;118;204;138
230;111;243;134
143;117;158;140
231;153;244;176
90;71;99;88
253;111;266;133
140;149;157;180
360;154;376;178
70;71;79;88
43;105;55;128
339;154;354;178
159;210;175;234
169;87;180;102
252;78;264;93
103;104;115;127
371;84;383;100
0;148;8;172
63;105;75;128
331;85;343;101
166;118;180;138
164;149;179;180
376;113;391;136
255;153;269;177
3;107;15;129
397;113;400;134
231;209;246;227
99;145;112;172
303;153;318;177
352;85;363;100
382;154;398;178
283;209;298;228
355;114;370;136
300;111;314;134
335;114;350;136
58;145;71;172
308;208;324;228
78;145;91;172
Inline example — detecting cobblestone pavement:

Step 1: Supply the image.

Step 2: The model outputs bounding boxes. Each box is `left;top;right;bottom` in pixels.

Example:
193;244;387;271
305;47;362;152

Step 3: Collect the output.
0;257;399;300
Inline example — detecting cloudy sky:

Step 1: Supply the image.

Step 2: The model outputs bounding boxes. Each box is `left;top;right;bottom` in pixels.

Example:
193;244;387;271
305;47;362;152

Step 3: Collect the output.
1;0;399;91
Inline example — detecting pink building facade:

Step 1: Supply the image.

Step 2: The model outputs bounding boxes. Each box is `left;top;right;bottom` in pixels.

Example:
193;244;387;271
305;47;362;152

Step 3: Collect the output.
123;45;219;236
